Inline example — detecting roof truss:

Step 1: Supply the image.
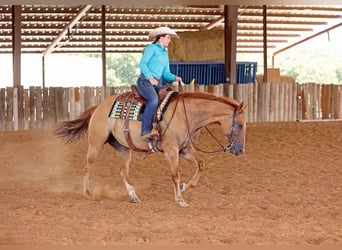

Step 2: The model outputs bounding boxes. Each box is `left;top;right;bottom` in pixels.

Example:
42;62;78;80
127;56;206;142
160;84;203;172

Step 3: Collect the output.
0;4;341;54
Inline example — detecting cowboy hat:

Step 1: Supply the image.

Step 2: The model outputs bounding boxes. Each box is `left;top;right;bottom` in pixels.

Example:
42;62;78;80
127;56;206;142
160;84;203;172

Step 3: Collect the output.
148;27;179;39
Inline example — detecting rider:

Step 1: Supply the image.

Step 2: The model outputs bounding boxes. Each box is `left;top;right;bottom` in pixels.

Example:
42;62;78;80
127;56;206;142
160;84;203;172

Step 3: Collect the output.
137;27;182;141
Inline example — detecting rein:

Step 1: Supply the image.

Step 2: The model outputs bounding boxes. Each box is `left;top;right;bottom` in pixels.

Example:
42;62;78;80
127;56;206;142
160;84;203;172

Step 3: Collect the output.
180;96;237;154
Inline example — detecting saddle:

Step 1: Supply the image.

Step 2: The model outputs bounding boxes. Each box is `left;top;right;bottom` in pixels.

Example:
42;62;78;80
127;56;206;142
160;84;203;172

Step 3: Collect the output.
116;85;174;105
115;84;175;154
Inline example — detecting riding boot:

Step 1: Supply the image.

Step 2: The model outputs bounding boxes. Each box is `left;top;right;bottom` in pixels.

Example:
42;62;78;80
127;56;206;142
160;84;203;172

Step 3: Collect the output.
150;122;160;138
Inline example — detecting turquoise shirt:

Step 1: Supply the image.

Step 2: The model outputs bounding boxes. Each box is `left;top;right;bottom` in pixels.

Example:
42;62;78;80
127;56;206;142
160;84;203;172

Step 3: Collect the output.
139;42;176;82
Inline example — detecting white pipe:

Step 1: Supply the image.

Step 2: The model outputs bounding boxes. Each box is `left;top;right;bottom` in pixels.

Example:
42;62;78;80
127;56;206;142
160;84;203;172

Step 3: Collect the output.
42;5;92;56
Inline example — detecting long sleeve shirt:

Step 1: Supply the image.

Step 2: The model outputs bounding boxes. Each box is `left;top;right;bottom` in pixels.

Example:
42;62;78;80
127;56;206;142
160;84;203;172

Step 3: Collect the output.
139;42;176;82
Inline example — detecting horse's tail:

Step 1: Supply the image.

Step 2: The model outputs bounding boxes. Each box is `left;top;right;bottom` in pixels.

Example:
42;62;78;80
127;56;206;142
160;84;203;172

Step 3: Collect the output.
55;105;98;143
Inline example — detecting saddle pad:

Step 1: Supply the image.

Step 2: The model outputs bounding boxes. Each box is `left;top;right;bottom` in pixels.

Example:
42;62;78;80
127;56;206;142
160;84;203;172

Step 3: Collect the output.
108;90;178;121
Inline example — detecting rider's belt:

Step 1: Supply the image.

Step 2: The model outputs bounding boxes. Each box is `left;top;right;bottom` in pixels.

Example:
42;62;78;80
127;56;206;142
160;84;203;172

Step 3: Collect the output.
139;73;159;82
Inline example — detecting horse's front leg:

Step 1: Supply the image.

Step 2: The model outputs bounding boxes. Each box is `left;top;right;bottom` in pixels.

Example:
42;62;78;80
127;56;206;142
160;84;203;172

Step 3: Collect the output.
116;146;140;203
164;147;188;207
179;144;204;192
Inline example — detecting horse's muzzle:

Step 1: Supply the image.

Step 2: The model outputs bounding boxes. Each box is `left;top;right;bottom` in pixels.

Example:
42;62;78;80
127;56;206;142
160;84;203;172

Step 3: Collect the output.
229;143;244;156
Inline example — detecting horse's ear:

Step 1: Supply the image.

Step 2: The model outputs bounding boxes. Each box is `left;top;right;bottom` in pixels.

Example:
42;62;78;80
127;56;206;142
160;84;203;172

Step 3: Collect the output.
238;102;247;113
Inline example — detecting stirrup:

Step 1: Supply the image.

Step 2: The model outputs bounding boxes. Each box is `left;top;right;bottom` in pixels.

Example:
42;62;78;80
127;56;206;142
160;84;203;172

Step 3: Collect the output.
150;123;160;138
147;141;158;153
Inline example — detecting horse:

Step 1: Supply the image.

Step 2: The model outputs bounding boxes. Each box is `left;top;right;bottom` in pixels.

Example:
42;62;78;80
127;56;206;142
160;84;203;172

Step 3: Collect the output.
55;89;246;207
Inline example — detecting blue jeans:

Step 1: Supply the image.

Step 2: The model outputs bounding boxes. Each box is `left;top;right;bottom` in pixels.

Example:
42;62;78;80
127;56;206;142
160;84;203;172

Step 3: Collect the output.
136;76;160;136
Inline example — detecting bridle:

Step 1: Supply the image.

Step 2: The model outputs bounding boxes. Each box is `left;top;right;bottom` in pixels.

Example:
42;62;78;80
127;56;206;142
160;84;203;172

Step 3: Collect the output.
180;96;240;154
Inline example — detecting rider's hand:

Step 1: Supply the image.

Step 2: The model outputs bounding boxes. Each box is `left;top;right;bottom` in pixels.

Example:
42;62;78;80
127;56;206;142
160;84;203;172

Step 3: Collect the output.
149;78;159;86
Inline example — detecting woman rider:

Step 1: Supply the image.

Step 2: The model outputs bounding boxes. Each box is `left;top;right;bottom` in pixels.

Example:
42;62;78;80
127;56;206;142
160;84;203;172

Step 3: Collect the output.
137;27;182;141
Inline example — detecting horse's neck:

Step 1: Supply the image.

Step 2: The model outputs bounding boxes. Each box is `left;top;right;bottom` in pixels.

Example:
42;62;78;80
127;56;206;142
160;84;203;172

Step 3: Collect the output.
182;97;234;130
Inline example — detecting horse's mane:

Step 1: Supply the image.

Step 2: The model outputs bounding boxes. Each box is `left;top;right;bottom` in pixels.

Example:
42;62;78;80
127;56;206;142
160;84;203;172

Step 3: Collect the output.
178;92;240;109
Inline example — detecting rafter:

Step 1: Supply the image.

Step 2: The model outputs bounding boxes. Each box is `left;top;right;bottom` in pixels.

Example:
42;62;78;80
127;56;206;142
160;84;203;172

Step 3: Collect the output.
42;5;92;56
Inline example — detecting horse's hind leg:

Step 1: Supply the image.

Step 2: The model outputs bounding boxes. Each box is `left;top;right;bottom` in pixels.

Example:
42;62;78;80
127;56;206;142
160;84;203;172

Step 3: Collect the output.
179;144;204;192
83;142;104;196
115;145;140;203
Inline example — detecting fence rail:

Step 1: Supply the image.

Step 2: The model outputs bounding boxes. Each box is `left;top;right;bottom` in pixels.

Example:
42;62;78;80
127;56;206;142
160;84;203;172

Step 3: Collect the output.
1;83;341;131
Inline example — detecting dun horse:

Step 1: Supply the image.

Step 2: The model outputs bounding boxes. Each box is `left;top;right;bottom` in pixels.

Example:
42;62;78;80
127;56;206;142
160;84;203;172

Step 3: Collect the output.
55;90;246;207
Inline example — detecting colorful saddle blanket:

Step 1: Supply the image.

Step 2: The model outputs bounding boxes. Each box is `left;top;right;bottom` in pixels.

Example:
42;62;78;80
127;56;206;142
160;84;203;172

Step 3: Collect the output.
108;90;178;121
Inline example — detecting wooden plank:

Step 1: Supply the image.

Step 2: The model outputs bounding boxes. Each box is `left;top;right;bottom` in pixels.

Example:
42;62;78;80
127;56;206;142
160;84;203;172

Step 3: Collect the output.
247;83;254;122
274;83;280;121
0;88;5;131
74;87;81;118
13;87;19;131
253;82;258;122
24;89;30;130
264;82;270;122
84;86;92;111
79;87;85;113
95;86;102;104
49;87;57;125
42;87;50;129
329;84;334;119
36;87;42;129
55;87;66;123
310;83;315;119
278;83;284;121
16;86;24;130
195;84;205;93
321;84;330;119
312;82;318;119
227;84;234;99
234;84;242;103
69;87;75;120
257;82;264;122
29;86;35;129
269;83;276;121
339;85;342;119
283;82;289;121
292;83;298;121
317;84;322;119
333;84;340;119
6;87;13;131
287;82;293;121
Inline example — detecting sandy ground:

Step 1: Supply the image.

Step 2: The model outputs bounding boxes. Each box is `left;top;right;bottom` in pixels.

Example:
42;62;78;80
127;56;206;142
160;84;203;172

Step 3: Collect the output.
0;121;342;246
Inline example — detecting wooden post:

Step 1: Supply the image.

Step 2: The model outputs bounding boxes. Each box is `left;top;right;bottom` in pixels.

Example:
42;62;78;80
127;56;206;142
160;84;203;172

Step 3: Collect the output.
223;5;238;96
0;88;5;131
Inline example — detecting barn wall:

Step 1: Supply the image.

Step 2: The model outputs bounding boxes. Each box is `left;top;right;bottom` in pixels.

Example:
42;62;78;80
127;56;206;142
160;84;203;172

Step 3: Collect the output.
169;30;224;62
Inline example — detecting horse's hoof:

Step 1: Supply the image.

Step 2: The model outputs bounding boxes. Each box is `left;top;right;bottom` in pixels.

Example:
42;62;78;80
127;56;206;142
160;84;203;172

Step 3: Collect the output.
178;200;189;208
180;183;187;192
83;190;92;197
130;197;141;203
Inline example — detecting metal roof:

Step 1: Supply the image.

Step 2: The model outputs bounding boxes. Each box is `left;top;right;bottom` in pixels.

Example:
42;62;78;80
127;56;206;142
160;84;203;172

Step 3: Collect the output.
1;5;341;54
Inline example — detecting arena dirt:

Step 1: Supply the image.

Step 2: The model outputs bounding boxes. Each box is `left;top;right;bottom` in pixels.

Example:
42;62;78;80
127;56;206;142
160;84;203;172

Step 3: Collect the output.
1;121;342;245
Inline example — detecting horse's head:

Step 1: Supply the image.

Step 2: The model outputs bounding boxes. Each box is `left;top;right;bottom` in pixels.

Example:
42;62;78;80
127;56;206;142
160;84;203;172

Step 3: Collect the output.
223;102;246;156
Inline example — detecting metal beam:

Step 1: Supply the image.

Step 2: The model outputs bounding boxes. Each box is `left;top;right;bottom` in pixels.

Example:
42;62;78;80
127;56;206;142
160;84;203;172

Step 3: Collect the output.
202;16;224;30
224;5;238;87
273;22;342;57
12;5;21;87
42;5;92;56
101;5;106;87
263;5;267;83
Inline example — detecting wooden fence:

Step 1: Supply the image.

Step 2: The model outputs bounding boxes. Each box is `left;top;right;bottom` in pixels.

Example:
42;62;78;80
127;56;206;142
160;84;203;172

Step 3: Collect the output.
0;83;341;131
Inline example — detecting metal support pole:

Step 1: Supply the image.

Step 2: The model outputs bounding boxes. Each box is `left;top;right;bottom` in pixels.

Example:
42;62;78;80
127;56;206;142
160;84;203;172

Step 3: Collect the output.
101;5;107;87
263;5;268;83
223;5;238;96
12;5;21;87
